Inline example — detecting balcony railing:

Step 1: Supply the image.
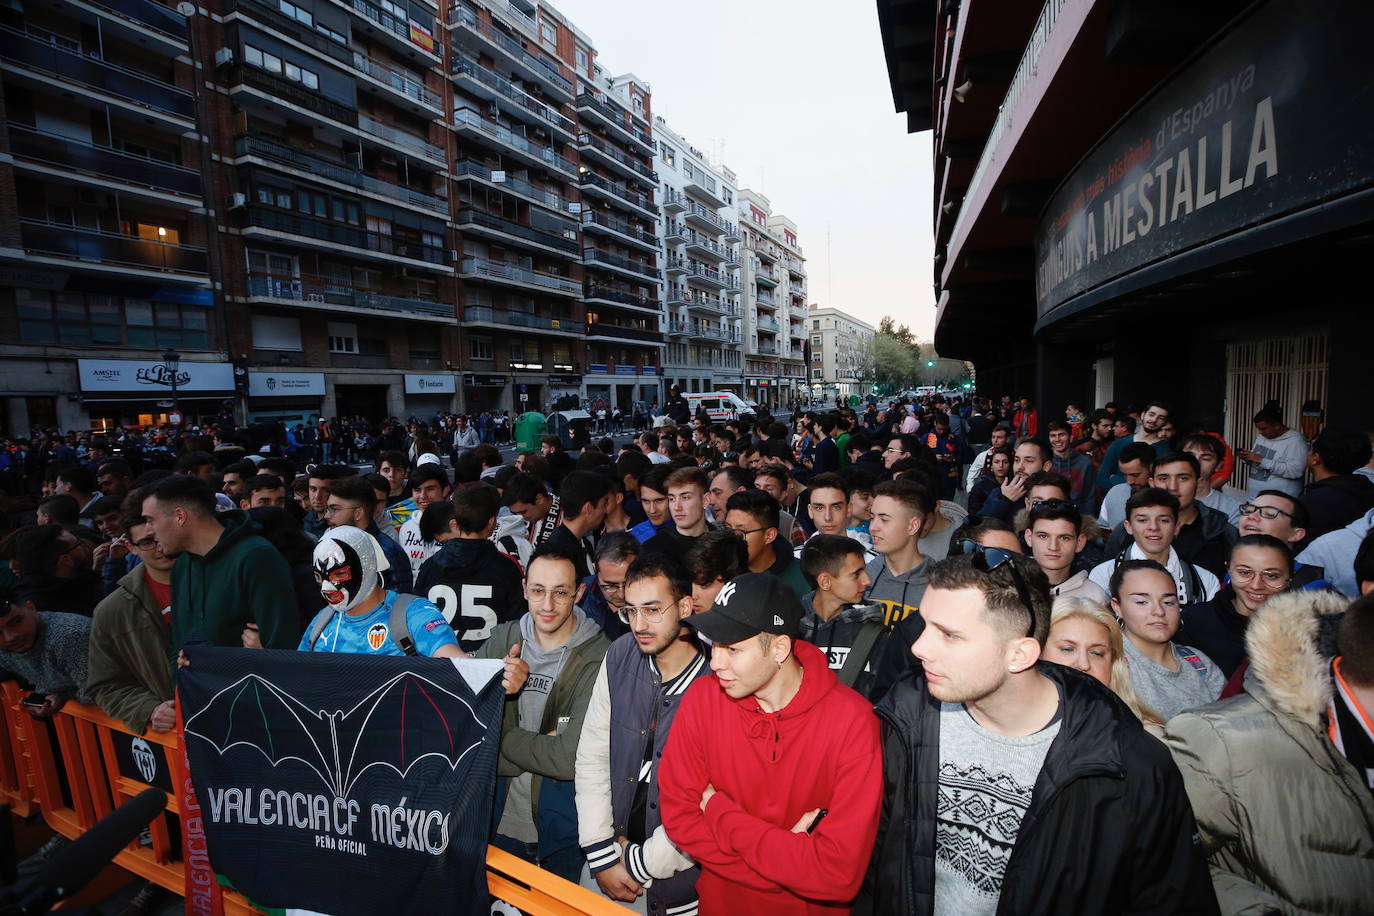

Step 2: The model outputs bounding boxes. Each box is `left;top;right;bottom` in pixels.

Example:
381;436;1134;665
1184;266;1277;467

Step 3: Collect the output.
88;0;189;40
582;248;660;280
460;257;581;295
756;291;777;307
450;56;575;134
574;93;653;150
11;125;201;196
755;343;778;355
456;207;578;253
585;285;659;310
683;261;722;283
662;190;687;212
453;159;567;211
20;220;207;273
756;316;780;331
231;64;358;125
338;0;438;57
952;0;1071;245
463;306;584;333
2;27;193;118
580;210;657;247
353;53;442;109
587;322;661;343
357;114;445;162
454;108;576;175
246;273;453;317
669;321;737;343
244;208;447;264
683;201;728;232
579;171;657;215
237;136;447;213
448;2;572;96
577;133;657;182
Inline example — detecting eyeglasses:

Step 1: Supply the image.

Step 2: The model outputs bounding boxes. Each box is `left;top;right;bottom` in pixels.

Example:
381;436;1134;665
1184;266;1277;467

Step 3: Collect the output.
324;503;364;516
724;525;769;538
1239;503;1295;521
130;535;157;550
1229;566;1291;586
527;586;575;604
620;604;672;623
1029;497;1073;510
598;580;625;594
960;540;1038;638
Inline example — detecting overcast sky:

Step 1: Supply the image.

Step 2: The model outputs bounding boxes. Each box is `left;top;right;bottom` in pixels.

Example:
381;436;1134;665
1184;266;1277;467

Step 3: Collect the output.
554;0;938;340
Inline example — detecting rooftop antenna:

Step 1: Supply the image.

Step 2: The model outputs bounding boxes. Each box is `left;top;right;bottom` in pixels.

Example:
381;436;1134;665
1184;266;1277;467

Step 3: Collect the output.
827;222;833;307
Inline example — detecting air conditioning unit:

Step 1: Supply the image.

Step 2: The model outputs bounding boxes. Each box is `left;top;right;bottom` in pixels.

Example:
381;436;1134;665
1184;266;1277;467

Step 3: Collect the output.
449;249;460;263
214;47;234;66
228;192;247;210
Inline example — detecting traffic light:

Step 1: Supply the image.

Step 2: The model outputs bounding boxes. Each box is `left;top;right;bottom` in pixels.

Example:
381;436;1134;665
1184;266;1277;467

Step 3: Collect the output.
926;360;935;367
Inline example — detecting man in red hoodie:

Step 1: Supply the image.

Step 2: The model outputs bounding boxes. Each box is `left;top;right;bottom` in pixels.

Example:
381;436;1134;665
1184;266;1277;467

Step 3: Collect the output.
658;572;882;915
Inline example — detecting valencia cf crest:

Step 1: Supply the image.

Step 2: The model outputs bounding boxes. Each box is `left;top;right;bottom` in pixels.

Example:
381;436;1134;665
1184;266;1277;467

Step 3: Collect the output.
367;623;388;650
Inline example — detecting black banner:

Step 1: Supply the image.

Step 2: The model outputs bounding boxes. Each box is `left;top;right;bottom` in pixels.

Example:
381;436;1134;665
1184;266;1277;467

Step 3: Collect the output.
179;648;504;915
1034;0;1374;320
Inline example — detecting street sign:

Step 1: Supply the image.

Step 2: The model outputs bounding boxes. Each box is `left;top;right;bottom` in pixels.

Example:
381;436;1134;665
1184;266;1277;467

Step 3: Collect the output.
168;410;184;425
156;400;174;408
519;393;528;403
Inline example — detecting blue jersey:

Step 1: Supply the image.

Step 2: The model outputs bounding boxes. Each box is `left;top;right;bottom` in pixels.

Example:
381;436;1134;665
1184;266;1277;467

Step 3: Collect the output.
299;591;458;657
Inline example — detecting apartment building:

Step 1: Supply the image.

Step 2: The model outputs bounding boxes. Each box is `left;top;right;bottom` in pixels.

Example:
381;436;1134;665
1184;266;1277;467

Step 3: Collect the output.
737;189;805;408
655;117;742;397
806;307;873;402
576;64;662;413
0;0;223;432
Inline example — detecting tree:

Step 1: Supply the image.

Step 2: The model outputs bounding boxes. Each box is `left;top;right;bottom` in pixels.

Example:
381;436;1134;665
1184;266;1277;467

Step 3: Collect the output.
863;333;919;394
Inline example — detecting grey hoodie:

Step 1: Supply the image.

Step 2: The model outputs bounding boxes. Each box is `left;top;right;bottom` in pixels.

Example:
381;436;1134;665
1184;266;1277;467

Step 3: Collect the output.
864;554;930;628
498;607;605;843
799;594;892;700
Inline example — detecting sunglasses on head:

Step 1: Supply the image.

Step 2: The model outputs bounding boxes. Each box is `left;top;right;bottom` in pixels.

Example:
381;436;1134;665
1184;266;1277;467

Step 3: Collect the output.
958;539;1038;638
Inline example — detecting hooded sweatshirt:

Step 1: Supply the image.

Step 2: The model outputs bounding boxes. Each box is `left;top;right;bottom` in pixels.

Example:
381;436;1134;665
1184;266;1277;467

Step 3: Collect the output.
1245;427;1309;498
413;537;526;652
658;640;883;915
169;509;300;653
491;608;608;845
864;554;929;628
800;594;892;701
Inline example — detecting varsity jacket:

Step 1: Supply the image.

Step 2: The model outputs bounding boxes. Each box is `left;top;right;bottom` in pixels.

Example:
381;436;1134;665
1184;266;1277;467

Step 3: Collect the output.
576;635;710;915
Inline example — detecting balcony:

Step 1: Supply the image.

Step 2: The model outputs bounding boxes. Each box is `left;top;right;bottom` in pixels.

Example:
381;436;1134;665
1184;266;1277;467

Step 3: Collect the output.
579;171;658;220
84;0;189;48
352;53;443;113
756;290;777;308
665;257;686;278
582;248;660;282
755;343;778;355
722;221;742;242
1;27;193;120
230;63;356;124
453;159;567;213
722;246;741;267
10;124;201;199
357;114;445;164
236;136;447;214
754;265;779;288
684;235;727;262
785;258;805;279
462;306;583;334
575;93;654;155
662;190;687;214
242;208;448;268
585;285;659;312
580;210;658;253
460;256;581;296
685;295;726;317
20;220;207;275
662;220;688;244
756;315;780;332
246;273;453;319
457;207;579;254
450;56;576;140
454;108;576;178
586;322;663;344
684;261;725;291
333;0;440;64
683;178;728;210
448;2;573;100
578;133;657;184
683;202;727;235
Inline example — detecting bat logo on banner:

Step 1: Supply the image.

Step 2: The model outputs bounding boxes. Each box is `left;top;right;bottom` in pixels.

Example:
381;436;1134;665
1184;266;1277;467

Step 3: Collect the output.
184;671;488;798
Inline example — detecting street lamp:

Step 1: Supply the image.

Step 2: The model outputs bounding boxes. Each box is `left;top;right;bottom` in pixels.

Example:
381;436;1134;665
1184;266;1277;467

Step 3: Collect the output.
162;348;181;423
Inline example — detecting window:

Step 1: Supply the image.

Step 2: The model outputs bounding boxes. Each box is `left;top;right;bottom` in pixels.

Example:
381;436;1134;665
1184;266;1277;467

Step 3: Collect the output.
244;43;319;88
812;336;822;348
632;95;642;113
812;319;820;329
252;314;303;351
327;321;358;354
316;23;346;43
469;336;493;360
812;368;823;379
661;145;675;168
17;289;209;348
539;18;556;45
279;0;312;25
575;47;588;72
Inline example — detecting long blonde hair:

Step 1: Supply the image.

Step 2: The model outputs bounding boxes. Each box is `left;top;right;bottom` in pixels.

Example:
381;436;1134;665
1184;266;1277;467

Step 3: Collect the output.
1050;596;1165;729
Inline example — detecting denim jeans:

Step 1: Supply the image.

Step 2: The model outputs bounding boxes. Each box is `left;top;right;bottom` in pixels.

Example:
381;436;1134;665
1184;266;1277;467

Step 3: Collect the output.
492;833;585;885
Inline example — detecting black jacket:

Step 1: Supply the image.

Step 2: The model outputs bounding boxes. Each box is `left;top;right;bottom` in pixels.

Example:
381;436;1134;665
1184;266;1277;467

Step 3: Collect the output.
1104;502;1236;578
1178;588;1249;678
855;662;1219;916
1300;473;1374;540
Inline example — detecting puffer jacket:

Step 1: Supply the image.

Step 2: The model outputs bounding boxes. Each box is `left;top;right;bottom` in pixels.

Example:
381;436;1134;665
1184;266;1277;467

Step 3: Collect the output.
1164;590;1374;914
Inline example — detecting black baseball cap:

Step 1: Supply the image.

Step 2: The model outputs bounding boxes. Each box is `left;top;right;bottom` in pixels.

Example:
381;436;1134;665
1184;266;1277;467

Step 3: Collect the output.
687;572;803;644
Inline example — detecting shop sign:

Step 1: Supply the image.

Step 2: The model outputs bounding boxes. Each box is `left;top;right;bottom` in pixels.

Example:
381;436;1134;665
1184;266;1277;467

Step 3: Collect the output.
462;374;507;387
1034;0;1374;320
248;372;326;397
404;374;456;394
78;359;234;393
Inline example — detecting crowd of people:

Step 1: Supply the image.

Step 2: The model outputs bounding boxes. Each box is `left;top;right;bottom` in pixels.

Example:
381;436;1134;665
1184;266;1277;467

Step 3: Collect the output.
1;390;1372;915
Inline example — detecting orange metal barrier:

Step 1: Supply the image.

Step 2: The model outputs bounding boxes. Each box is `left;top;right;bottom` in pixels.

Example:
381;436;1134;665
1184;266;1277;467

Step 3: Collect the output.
0;683;626;916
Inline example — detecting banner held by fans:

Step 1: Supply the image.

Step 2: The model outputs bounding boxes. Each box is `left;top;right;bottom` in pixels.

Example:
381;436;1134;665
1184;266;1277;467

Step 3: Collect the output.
178;647;504;916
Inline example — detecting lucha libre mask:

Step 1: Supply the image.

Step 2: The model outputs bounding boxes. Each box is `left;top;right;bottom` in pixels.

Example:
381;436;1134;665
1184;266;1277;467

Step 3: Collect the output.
313;526;389;613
